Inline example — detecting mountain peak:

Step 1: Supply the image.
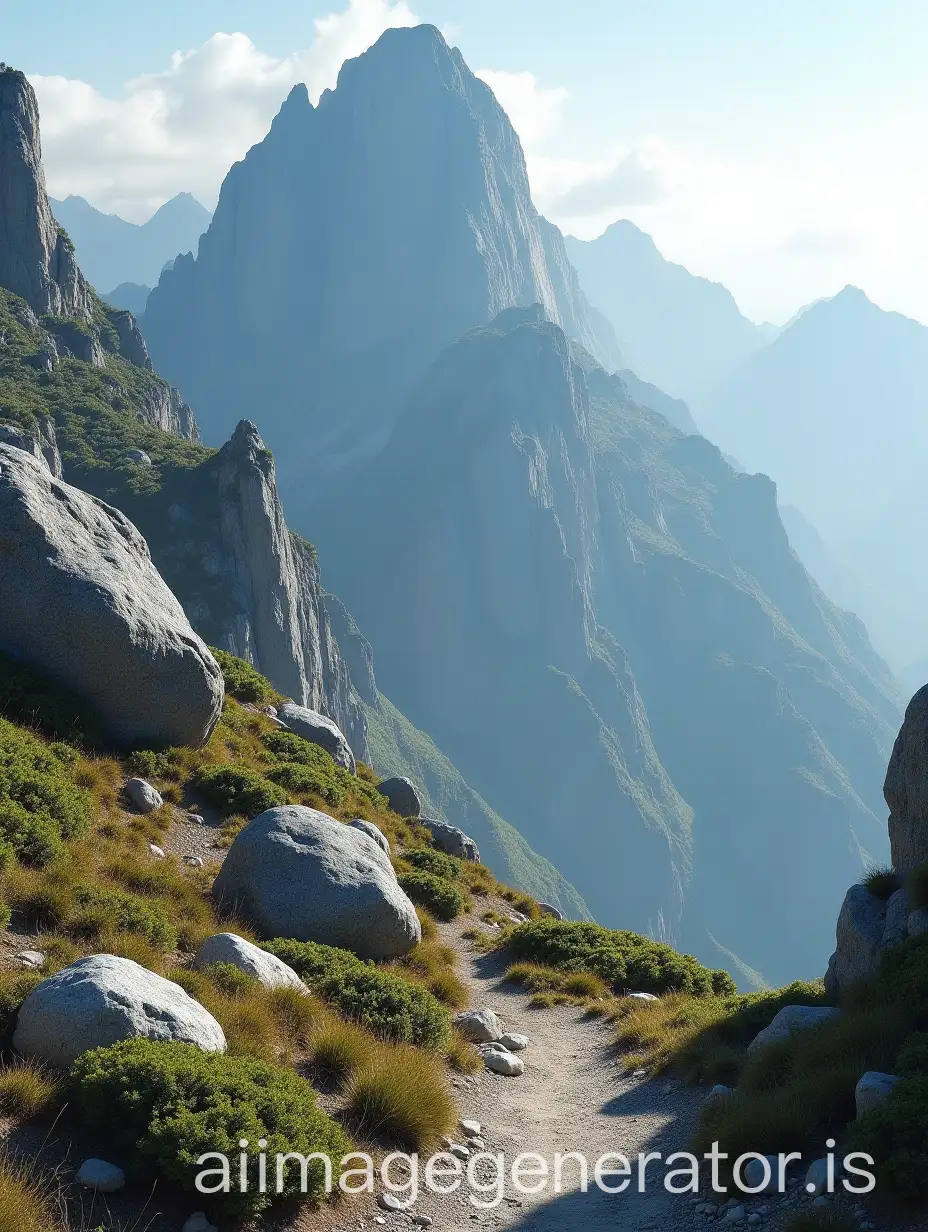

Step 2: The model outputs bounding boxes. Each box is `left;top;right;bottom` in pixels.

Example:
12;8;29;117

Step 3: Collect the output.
0;69;92;318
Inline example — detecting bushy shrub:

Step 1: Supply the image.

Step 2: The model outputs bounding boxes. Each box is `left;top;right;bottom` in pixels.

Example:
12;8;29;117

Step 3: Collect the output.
263;939;450;1050
265;762;344;808
852;1074;928;1198
398;870;468;921
0;717;92;865
212;650;278;706
507;919;736;997
195;765;286;818
70;1038;351;1218
68;884;177;949
403;847;461;881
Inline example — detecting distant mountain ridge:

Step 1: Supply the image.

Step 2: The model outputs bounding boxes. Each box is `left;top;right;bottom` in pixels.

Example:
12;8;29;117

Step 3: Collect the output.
137;24;904;984
565;220;769;403
698;284;928;669
50;192;211;294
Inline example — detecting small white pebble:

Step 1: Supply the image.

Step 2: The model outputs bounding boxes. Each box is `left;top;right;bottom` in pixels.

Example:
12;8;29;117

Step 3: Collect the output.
149;843;166;858
184;856;204;867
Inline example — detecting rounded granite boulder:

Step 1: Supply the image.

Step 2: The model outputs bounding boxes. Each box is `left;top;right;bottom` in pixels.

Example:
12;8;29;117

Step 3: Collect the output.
13;955;227;1067
277;703;356;773
0;445;223;748
213;805;421;959
193;933;307;991
377;776;421;818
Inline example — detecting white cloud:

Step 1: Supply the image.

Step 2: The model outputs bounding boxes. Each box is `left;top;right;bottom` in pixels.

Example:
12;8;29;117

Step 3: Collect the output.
31;0;418;221
474;69;568;148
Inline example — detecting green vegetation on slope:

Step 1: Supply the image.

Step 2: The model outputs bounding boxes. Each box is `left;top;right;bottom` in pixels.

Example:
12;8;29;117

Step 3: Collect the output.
506;918;736;998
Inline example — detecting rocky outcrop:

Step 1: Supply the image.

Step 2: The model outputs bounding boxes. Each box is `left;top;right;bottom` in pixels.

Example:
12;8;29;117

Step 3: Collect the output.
0;444;223;748
278;702;355;772
213;806;421;959
13;955;227;1066
824;885;888;994
421;818;481;863
131;421;367;758
0;414;61;475
0;68;93;320
747;1005;842;1053
377;776;421;817
143;24;622;474
884;684;928;874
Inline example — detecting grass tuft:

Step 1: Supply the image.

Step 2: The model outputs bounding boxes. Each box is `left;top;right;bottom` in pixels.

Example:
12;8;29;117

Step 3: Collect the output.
344;1043;454;1151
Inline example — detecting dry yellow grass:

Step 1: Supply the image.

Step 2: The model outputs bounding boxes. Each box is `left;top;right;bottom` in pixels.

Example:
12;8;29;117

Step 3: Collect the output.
0;1156;62;1232
0;1061;59;1119
345;1042;455;1150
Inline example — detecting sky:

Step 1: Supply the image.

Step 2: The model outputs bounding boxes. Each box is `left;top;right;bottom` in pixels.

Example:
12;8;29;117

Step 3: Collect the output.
6;0;928;325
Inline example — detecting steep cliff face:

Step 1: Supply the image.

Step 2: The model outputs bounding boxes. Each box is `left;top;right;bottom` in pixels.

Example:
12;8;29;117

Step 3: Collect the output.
142;25;621;479
0;69;93;321
317;307;901;984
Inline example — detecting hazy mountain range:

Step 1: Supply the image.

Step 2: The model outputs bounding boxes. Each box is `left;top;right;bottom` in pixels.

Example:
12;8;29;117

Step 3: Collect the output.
50;192;211;298
137;24;902;984
564;221;775;404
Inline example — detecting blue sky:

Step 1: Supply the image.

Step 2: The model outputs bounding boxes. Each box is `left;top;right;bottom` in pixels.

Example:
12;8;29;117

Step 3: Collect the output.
7;0;928;323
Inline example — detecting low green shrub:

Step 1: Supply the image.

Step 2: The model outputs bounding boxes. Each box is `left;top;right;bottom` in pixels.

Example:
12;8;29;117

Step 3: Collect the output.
70;1038;351;1218
212;650;279;706
507;919;736;997
68;884;177;949
398;870;468;921
852;1074;928;1198
195;765;286;818
403;848;461;881
265;762;344;808
263;939;450;1050
0;717;92;865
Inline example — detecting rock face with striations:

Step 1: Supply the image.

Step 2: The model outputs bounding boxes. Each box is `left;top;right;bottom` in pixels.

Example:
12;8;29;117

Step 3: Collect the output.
0;444;223;748
126;420;367;759
142;24;622;481
319;306;900;985
0;68;93;320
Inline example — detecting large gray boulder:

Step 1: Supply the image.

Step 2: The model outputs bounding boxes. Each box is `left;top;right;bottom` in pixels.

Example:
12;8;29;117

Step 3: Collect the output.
212;805;421;959
420;817;480;862
378;776;421;817
277;703;356;772
13;955;226;1066
885;684;928;874
349;818;391;854
193;933;306;991
747;1005;841;1053
825;884;888;994
0;446;223;748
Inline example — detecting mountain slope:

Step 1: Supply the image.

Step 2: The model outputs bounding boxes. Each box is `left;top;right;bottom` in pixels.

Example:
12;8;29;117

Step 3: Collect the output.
0;64;584;915
565;221;767;403
698;285;928;668
142;24;622;475
50;193;211;293
316;305;901;984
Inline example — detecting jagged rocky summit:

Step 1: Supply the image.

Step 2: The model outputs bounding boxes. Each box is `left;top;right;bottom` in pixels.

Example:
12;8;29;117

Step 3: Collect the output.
0;67;92;320
142;24;622;479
